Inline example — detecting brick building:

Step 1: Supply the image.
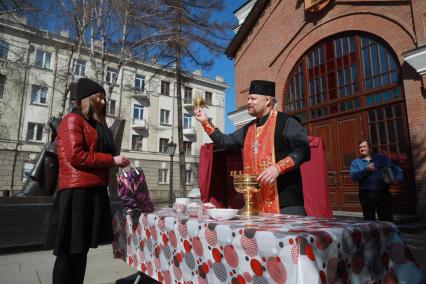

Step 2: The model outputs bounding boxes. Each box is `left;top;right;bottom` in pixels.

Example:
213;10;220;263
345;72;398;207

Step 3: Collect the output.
226;0;426;216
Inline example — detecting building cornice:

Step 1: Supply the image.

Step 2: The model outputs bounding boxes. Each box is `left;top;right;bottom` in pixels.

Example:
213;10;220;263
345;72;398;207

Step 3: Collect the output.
225;0;271;59
403;45;426;76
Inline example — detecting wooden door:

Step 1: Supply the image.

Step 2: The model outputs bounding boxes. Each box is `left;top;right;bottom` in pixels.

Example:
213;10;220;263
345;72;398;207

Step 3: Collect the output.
311;113;364;211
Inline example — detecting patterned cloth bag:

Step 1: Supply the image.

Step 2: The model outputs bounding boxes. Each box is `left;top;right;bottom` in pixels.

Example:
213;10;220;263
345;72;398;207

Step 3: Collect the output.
116;166;154;212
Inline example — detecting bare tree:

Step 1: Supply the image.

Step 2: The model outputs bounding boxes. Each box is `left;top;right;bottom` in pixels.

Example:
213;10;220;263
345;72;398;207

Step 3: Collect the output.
150;0;233;196
0;0;43;16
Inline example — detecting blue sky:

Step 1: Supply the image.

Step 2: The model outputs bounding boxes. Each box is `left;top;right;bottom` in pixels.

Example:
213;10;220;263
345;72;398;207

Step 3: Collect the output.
36;0;246;133
202;1;247;134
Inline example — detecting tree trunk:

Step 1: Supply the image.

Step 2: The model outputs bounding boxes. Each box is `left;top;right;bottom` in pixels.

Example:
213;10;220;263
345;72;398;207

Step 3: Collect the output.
175;47;186;197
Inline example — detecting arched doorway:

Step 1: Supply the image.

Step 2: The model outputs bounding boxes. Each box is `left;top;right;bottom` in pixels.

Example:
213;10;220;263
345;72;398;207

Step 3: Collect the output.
284;32;415;213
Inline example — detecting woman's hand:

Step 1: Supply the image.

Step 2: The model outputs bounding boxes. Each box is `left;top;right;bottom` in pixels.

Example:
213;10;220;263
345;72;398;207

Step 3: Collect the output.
113;155;130;167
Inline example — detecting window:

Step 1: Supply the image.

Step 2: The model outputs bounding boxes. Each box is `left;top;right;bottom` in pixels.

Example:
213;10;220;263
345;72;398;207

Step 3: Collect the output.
133;104;144;120
185;169;193;185
285;64;305;112
0;40;9;59
284;33;401;121
35;49;51;69
31;85;48;105
135;74;145;92
106;67;118;84
361;37;399;90
73;59;86;77
183;113;192;129
158;168;168;183
184;141;192;156
0;75;5;100
159;138;169;153
160;109;170;125
368;104;407;155
26;122;44;141
184;87;192;104
161;81;170;96
22;162;34;182
108;99;116;116
205;91;212;105
131;135;143;151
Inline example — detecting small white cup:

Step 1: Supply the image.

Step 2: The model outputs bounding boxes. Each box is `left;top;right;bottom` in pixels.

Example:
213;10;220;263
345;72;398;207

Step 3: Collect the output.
173;198;190;214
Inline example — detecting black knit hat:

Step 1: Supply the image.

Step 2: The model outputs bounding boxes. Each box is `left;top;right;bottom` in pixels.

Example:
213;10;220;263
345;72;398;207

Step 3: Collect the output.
249;80;275;97
76;78;105;101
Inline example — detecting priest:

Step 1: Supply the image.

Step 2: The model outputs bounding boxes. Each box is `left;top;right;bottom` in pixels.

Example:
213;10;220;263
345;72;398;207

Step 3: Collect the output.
194;80;310;215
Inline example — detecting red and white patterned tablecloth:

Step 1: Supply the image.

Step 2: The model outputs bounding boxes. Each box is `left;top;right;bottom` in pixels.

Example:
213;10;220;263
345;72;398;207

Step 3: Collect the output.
112;209;424;284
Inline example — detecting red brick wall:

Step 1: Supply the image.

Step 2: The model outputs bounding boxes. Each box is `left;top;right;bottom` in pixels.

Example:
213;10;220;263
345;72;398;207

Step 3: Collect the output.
233;0;426;216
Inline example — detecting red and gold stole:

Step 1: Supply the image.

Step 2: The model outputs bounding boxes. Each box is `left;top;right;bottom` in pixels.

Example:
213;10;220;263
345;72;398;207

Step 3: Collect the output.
243;110;280;213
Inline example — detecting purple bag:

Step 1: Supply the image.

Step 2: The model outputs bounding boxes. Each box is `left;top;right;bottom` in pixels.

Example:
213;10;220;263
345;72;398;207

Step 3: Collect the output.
116;166;154;212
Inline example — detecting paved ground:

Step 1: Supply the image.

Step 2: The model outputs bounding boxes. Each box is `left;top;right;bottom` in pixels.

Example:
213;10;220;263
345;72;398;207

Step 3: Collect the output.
0;245;136;284
402;230;426;276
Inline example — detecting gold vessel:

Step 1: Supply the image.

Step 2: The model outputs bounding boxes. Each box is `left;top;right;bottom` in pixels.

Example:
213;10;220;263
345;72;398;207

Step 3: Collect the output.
230;171;261;217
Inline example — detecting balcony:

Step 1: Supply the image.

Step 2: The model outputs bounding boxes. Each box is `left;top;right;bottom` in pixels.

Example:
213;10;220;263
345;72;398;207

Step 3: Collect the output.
131;90;149;100
183;99;193;109
131;118;148;130
183;127;196;136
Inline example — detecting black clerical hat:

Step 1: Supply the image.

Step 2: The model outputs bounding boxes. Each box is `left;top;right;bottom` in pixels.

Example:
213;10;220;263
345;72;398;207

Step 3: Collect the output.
249;80;275;97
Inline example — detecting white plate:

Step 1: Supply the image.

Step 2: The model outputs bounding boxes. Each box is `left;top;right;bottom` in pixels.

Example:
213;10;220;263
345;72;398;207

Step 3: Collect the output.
207;208;238;221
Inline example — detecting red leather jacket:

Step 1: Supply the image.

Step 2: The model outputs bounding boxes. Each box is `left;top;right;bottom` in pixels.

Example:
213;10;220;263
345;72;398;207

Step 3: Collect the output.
57;113;114;190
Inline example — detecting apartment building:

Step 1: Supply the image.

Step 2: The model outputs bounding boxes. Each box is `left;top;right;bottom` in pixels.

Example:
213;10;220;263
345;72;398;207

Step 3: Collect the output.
0;16;227;200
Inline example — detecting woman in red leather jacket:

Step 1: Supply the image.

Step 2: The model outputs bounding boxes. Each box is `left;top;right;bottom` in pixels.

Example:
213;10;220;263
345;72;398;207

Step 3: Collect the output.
45;78;129;284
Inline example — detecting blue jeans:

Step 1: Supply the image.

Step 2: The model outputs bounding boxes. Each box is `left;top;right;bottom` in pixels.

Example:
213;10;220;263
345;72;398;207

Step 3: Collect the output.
280;206;306;216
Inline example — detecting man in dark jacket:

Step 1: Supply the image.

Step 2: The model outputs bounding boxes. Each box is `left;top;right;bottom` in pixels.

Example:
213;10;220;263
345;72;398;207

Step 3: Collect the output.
194;80;310;215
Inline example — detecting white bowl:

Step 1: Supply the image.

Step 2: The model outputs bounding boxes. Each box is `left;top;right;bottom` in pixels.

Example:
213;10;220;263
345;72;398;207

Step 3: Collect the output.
207;208;238;221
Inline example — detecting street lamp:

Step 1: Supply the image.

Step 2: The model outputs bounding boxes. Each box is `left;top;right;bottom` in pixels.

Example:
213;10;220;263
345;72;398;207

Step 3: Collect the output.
167;138;177;208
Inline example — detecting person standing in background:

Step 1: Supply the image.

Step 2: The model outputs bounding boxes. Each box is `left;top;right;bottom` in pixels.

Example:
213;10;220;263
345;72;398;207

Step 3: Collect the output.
350;138;403;222
45;78;130;284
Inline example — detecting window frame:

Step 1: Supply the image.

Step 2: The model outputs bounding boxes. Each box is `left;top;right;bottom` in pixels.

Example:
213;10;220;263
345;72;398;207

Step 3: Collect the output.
161;81;170;96
73;59;86;77
183;113;192;129
160;109;170;125
0;40;9;60
35;49;52;69
31;85;48;105
106;67;118;84
133;104;144;120
158;168;169;184
185;169;193;185
205;91;213;105
22;162;34;182
159;138;169;153
108;99;117;116
184;86;192;104
135;74;145;92
284;33;402;122
131;134;143;151
26;122;44;141
0;75;5;100
184;141;192;156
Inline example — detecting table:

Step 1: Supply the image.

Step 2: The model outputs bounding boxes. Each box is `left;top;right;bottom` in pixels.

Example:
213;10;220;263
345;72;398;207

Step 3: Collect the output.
112;209;423;284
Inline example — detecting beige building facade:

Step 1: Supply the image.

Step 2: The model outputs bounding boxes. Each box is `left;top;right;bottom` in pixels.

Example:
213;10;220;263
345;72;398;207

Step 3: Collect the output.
0;16;227;200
